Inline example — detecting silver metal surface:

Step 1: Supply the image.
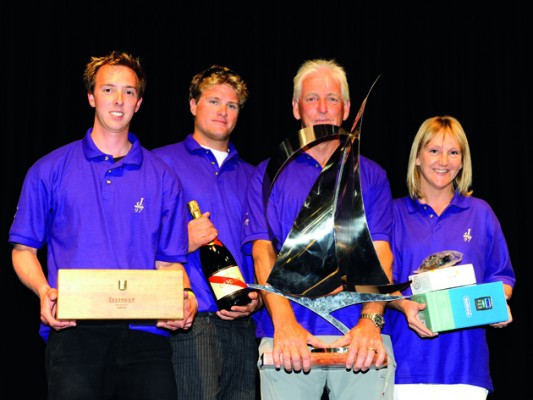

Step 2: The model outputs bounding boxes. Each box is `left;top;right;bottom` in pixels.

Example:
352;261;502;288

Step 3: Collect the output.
249;284;405;334
257;79;409;332
263;117;390;296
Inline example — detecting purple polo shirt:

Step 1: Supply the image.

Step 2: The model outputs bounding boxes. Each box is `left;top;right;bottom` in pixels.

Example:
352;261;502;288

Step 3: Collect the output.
242;152;393;337
389;193;515;391
152;134;255;313
9;129;189;340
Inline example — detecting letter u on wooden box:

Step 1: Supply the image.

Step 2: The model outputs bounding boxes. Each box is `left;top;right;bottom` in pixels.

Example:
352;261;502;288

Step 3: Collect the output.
56;269;183;320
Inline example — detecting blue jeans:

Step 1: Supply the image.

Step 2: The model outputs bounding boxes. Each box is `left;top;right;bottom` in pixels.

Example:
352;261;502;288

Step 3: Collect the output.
45;322;176;400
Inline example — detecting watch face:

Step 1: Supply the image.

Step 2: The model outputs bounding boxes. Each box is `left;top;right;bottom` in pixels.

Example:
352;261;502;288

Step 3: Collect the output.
362;313;384;328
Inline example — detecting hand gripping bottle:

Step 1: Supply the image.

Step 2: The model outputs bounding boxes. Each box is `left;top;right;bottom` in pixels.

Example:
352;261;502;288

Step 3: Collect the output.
188;200;251;310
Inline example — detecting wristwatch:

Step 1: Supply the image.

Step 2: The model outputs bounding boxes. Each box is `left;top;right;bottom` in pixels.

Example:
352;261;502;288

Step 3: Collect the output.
360;313;385;329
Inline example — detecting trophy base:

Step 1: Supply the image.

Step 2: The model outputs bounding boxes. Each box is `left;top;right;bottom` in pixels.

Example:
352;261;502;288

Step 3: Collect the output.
259;348;388;369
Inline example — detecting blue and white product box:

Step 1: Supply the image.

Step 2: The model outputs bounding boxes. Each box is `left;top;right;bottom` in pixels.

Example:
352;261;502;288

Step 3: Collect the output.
409;263;476;295
411;281;508;333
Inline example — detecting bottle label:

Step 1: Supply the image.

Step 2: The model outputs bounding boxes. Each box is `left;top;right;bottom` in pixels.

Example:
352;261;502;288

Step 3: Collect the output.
209;266;247;299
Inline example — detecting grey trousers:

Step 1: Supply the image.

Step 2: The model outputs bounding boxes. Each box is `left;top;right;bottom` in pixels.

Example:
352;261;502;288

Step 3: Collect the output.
170;312;258;400
258;334;396;400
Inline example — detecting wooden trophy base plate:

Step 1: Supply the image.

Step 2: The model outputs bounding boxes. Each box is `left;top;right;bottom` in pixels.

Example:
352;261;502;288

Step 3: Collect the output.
260;348;388;369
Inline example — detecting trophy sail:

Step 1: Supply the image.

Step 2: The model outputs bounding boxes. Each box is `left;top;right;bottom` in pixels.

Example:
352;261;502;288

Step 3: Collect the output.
263;123;392;297
263;74;398;296
263;126;349;297
255;77;409;333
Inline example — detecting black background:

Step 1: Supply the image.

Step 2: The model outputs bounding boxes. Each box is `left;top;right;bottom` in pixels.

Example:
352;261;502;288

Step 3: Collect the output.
2;2;529;399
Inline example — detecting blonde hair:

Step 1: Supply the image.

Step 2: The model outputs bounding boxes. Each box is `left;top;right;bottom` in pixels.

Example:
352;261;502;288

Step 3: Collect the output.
406;115;473;199
189;65;248;107
83;51;146;97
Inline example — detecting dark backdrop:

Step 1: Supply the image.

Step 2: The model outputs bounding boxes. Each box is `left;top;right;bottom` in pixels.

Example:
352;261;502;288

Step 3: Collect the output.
2;2;529;399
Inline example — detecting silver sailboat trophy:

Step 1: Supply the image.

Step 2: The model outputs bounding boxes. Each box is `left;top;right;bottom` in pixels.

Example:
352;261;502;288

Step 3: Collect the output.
249;78;408;334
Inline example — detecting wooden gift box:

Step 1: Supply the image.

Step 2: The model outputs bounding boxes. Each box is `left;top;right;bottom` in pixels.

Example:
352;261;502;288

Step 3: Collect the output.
56;269;183;320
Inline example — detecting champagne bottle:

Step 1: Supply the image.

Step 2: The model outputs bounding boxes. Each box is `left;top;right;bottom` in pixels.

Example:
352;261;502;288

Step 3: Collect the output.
188;200;251;310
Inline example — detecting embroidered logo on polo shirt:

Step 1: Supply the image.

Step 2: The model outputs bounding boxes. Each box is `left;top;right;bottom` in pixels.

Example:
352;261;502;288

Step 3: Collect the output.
463;228;472;242
134;198;145;213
